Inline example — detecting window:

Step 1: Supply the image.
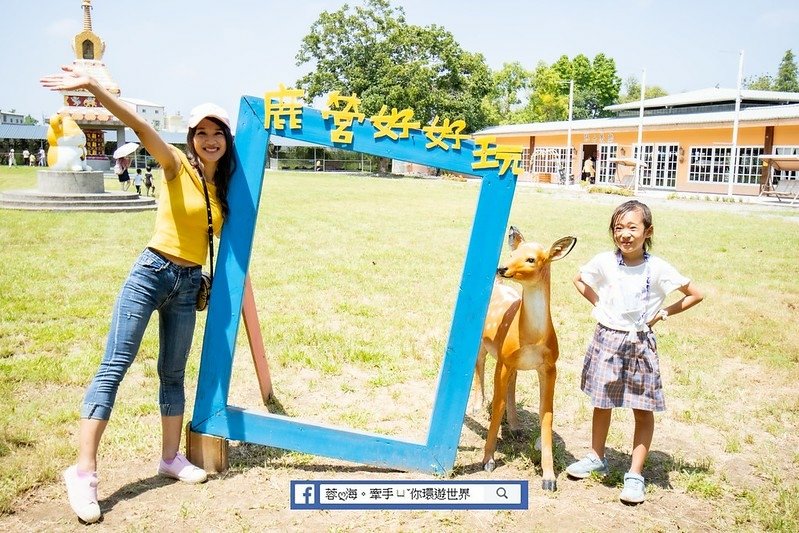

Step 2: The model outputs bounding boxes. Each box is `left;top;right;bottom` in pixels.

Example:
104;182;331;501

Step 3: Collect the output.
521;148;531;172
736;147;764;185
597;144;617;183
633;143;678;188
689;147;717;182
688;146;762;184
689;147;730;183
532;147;569;174
773;146;799;181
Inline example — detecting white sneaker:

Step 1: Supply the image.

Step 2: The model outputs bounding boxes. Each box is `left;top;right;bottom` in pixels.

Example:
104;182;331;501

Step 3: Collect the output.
157;453;207;484
63;465;101;523
566;452;609;479
619;472;646;504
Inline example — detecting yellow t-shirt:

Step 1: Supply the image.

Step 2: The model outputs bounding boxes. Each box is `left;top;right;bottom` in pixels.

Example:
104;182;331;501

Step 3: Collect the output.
147;146;223;265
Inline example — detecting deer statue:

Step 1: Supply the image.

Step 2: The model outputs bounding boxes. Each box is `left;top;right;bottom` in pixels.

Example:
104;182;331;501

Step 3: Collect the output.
473;227;576;491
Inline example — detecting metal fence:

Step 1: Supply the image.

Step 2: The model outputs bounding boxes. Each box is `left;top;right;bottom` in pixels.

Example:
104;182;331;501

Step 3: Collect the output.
268;157;372;172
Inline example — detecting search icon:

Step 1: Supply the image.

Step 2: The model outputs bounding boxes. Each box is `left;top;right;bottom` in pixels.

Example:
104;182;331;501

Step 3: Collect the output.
496;487;508;499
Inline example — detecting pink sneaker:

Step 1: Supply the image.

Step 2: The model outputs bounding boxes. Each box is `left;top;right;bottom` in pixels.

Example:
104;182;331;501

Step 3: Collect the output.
63;465;101;523
157;453;207;484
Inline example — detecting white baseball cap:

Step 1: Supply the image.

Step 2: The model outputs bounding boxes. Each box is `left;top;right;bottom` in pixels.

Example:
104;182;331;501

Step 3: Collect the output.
188;102;230;129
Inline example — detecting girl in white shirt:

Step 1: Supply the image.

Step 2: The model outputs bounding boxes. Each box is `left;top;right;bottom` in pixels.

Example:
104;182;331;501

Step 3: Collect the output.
567;200;703;504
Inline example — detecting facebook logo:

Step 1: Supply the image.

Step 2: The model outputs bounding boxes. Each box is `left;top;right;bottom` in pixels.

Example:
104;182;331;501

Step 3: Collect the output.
292;483;316;507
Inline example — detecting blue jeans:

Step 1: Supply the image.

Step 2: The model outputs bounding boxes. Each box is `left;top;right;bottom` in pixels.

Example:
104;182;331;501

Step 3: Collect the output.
81;248;202;420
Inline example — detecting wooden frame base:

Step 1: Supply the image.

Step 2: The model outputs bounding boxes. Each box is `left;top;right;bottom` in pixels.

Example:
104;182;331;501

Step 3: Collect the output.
185;421;229;473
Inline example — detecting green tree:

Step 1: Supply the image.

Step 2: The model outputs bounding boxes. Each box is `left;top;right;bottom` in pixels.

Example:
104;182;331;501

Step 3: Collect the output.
484;62;533;124
774;49;799;92
744;50;798;91
618;76;668;103
22;115;39;125
744;74;774;90
518;61;568;122
295;0;493;132
526;53;621;121
552;54;592;99
590;54;623;116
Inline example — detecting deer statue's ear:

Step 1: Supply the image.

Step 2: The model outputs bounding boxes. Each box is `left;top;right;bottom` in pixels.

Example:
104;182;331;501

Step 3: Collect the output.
508;226;524;250
549;236;577;261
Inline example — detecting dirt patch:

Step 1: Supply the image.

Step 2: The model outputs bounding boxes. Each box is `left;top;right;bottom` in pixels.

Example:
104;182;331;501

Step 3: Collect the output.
5;348;795;532
0;439;730;532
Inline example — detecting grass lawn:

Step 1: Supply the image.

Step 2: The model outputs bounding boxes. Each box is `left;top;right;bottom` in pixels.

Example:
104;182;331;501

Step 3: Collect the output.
0;166;797;530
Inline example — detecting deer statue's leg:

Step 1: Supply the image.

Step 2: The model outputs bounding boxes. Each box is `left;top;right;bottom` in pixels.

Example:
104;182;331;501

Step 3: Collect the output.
483;361;513;472
538;364;557;491
505;368;521;433
469;346;488;414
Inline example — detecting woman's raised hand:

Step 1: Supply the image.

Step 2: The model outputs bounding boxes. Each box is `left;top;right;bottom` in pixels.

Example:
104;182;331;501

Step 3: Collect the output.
40;65;93;92
41;64;179;177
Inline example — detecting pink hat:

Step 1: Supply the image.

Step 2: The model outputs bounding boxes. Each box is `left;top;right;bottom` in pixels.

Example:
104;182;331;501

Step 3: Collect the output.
188;102;230;129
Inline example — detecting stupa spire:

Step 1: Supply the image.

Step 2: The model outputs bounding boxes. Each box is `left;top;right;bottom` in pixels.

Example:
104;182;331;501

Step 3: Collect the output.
82;0;93;32
58;0;125;159
73;0;104;61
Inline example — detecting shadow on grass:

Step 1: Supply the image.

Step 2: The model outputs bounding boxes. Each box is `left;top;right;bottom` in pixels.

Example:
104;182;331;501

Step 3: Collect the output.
216;393;406;477
100;475;174;514
584;449;712;490
192;394;711;486
460;402;711;494
224;441;402;476
460;404;575;479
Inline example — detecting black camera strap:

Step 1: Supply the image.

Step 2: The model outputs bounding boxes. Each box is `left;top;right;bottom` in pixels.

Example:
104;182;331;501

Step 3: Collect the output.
200;176;214;280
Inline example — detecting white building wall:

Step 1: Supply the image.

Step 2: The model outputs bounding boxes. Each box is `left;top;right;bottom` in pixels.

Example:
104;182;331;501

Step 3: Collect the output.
120;98;165;131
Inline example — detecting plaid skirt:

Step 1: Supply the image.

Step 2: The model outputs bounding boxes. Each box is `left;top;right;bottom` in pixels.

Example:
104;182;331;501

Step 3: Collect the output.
581;323;665;411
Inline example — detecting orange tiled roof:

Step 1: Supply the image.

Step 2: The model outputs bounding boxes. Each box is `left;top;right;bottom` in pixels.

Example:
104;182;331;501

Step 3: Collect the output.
57;106;126;126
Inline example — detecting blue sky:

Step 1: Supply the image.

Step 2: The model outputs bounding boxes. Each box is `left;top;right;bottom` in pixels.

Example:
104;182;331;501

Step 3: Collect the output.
2;0;798;123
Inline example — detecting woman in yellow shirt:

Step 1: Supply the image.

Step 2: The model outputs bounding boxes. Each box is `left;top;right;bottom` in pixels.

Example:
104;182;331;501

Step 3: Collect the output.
41;65;235;524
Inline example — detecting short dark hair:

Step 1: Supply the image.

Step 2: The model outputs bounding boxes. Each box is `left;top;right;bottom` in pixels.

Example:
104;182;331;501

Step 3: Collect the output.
609;200;653;251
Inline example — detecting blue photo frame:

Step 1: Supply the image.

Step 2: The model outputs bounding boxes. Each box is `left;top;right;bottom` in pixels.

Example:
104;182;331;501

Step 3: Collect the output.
191;96;517;474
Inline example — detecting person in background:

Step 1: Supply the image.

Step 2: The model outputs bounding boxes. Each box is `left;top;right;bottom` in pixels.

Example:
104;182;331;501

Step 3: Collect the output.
582;156;596;184
144;165;155;196
133;167;144;195
114;156;131;191
42;65;235;524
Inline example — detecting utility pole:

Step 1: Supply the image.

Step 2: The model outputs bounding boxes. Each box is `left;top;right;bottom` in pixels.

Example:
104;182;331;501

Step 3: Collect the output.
727;50;744;196
566;79;574;183
634;69;646;194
